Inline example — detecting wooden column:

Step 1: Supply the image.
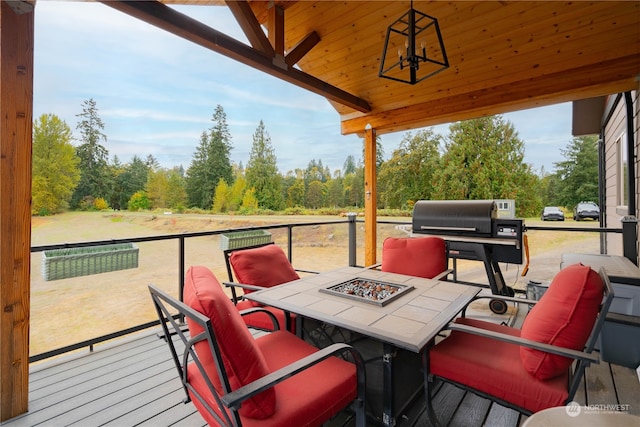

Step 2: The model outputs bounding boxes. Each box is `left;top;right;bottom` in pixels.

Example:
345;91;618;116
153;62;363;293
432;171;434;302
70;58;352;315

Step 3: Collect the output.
0;1;33;421
364;126;377;266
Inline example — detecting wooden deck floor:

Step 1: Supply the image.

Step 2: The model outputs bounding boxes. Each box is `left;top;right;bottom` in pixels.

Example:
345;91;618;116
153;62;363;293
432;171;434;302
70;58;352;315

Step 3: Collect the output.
1;327;638;427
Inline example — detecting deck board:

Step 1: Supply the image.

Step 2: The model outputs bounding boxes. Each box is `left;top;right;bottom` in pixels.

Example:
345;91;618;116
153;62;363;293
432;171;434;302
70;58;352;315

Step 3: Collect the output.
584;358;618;406
483;403;521;427
0;327;637;427
450;392;492;426
611;364;640;416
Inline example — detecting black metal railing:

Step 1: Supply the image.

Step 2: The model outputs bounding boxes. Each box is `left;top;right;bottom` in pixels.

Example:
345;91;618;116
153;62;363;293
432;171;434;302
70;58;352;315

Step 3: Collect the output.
29;214;360;363
29;214;626;363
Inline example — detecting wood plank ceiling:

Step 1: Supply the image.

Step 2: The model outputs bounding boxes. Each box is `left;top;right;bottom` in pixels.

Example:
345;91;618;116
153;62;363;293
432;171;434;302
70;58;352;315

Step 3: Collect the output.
105;1;639;136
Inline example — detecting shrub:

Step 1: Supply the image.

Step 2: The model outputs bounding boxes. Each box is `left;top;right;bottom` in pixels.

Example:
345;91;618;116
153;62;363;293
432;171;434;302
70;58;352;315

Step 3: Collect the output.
37;207;51;216
94;197;109;211
128;191;150;211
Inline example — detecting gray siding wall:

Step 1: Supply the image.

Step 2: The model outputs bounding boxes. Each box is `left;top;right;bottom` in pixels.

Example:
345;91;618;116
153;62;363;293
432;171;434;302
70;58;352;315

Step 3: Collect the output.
603;87;639;258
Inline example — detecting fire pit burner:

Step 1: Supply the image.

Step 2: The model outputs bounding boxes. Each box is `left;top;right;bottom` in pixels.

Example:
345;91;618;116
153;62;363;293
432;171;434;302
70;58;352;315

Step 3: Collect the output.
320;277;414;306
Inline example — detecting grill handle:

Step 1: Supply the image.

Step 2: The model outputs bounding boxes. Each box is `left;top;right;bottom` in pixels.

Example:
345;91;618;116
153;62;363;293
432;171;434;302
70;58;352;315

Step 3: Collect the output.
420;225;477;232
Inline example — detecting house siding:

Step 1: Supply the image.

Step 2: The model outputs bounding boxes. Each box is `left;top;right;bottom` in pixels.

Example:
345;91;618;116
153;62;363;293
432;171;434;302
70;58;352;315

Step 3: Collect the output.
603;87;640;260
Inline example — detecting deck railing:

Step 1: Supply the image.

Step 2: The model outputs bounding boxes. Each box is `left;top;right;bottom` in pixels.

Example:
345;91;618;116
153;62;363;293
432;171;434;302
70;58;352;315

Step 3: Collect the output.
29;214;626;363
29;214;360;363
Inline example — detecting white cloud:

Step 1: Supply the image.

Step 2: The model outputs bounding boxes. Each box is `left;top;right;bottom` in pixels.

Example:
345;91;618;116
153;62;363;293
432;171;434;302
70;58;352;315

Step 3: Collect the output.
34;1;574;175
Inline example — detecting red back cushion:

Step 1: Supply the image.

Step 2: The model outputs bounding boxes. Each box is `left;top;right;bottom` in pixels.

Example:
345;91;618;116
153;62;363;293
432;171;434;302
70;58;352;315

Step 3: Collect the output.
230;244;300;293
520;263;604;380
381;237;447;279
183;266;276;419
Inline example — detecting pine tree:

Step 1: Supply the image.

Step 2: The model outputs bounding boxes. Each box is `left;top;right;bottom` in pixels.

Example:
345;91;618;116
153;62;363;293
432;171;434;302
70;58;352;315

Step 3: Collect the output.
71;98;111;209
185;105;234;209
554;135;599;208
245;120;284;210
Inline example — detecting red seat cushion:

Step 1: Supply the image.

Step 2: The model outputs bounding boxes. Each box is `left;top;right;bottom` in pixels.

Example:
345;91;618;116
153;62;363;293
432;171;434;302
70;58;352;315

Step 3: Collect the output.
430;318;570;413
188;330;358;427
230;244;300;293
520;263;604;380
235;299;294;332
230;244;300;332
381;236;447;279
183;266;276;419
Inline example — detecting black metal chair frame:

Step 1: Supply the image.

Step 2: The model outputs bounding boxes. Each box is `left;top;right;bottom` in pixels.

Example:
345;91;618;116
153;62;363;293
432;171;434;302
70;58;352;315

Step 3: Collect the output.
422;267;614;426
149;284;367;427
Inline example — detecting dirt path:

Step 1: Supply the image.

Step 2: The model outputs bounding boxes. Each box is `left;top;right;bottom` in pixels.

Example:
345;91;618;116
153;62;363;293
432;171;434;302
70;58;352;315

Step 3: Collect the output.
30;212;601;358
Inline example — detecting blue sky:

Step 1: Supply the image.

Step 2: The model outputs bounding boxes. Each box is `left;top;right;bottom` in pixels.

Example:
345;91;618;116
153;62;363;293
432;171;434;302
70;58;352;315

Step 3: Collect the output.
34;1;573;175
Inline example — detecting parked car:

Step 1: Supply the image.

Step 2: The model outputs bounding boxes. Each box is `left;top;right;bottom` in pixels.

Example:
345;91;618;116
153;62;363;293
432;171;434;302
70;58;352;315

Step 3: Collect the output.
573;201;600;221
541;206;565;221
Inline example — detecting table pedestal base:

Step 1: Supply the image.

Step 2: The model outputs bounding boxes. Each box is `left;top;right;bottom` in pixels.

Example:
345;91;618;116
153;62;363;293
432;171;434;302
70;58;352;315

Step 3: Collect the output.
301;317;423;426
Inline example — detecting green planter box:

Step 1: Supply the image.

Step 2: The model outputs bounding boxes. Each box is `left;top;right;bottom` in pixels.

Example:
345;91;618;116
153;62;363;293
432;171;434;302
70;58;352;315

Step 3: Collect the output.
219;230;272;251
42;243;139;281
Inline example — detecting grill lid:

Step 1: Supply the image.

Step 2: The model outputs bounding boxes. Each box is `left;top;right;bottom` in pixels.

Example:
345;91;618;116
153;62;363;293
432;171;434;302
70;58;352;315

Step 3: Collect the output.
412;200;497;236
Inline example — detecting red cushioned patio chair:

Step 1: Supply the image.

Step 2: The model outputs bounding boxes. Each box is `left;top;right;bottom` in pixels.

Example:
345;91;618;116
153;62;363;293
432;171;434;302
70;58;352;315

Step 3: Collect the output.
222;243;306;332
422;263;614;425
149;265;366;427
380;236;452;280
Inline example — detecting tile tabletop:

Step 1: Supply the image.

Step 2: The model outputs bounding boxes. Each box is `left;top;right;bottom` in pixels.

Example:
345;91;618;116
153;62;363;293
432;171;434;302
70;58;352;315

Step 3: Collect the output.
245;266;480;352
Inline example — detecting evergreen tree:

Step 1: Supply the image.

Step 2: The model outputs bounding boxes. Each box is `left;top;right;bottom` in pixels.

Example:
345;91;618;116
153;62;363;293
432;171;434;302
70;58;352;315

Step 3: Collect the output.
32;114;81;215
304;159;331;184
554;135;599;208
108;155;126;210
343;155;357;176
71;98;111;209
185;131;211;208
245;120;284;210
145;154;160;171
185;105;234;209
114;155;150;210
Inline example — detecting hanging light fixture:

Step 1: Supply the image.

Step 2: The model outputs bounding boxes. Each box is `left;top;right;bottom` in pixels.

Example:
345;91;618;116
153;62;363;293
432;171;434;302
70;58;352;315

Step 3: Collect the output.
379;0;449;85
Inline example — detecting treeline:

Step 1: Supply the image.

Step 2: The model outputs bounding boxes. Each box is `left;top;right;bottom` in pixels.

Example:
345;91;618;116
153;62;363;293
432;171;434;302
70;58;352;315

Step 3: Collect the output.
32;99;599;218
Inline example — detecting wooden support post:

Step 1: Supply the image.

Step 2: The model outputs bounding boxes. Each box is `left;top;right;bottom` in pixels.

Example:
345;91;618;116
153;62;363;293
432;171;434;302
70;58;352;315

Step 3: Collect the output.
364;126;377;266
0;1;33;421
268;4;285;57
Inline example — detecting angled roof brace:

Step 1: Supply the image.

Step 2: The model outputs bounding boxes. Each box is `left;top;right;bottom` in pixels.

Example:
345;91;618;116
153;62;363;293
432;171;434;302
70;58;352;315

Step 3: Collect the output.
101;0;371;113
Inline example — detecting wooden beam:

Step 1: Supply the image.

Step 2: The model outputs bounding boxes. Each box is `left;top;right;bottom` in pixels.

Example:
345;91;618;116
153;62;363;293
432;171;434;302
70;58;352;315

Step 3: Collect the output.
364;126;377;267
224;0;274;57
268;3;285;57
341;55;640;135
101;1;371;113
0;1;33;421
285;31;320;67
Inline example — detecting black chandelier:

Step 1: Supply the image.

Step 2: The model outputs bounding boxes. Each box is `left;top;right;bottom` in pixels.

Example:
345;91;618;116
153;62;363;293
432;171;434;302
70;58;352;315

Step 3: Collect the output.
379;1;449;85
